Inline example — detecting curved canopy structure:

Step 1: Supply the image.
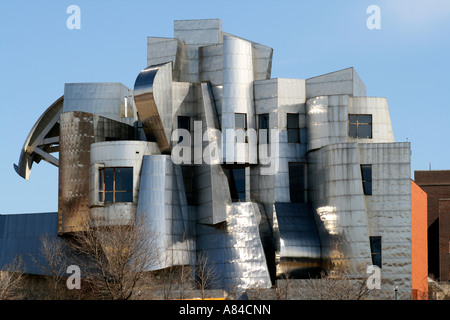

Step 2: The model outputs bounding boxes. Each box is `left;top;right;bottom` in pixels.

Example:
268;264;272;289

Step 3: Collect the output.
14;95;63;180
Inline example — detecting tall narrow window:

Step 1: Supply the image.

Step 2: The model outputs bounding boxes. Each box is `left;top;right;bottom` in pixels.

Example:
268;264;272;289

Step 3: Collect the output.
99;167;133;203
360;164;372;195
349;114;372;139
181;165;195;206
259;113;269;144
370;236;382;268
177;116;191;143
287;113;300;143
225;166;246;202
289;162;307;203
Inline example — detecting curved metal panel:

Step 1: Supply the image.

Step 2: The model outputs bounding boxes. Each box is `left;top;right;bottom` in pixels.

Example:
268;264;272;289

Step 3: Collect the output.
14;95;64;180
196;202;272;290
273;203;322;278
134;62;173;154
136;155;196;270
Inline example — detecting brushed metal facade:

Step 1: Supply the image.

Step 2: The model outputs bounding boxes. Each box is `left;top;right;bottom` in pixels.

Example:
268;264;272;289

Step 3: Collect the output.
58;111;135;233
12;19;414;296
134;63;173;154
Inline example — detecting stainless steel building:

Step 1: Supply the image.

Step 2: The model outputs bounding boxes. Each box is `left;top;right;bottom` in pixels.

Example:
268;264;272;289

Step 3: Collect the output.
8;19;413;294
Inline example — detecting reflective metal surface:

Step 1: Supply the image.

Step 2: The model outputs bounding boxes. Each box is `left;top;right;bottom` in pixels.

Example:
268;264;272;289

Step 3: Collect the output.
196;202;272;290
273;203;322;278
11;19;414;295
137;155;196;270
14;95;63;180
134;62;173;154
58;112;135;233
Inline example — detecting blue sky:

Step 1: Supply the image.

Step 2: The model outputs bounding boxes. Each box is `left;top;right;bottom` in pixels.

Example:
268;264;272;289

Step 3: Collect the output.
1;0;449;214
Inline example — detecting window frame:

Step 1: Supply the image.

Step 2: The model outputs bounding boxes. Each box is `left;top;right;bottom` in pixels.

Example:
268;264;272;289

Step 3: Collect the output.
369;236;382;268
360;164;373;196
224;166;246;202
98;167;133;203
177;116;191;144
258;113;270;144
287;113;300;143
348;114;373;139
288;162;307;203
235;113;247;130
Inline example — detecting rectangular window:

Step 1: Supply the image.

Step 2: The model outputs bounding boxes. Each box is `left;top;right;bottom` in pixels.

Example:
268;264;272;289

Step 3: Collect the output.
259;113;269;144
225;166;246;202
370;236;382;268
99;167;133;203
177;116;191;143
349;114;372;139
287;113;300;143
360;164;372;195
235;113;247;129
181;165;195;206
289;162;307;203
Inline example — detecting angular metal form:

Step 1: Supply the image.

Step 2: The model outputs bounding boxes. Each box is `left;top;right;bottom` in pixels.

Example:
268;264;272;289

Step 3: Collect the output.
14;95;63;180
10;19;415;296
134;62;173;154
273;203;322;278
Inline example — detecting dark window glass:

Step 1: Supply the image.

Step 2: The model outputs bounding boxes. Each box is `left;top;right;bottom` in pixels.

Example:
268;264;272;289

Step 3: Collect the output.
361;164;372;195
182;165;195;206
349;114;372;139
115;191;133;203
115;168;133;191
235;113;247;129
104;192;113;203
225;167;246;202
259;114;269;143
104;168;114;192
178;116;191;131
358;124;372;138
287;113;300;143
370;236;382;268
177;116;191;143
358;115;372;124
289;162;307;203
99;167;133;203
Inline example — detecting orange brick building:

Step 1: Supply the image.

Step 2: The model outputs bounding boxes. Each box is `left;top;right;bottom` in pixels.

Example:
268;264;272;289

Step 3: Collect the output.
411;180;428;299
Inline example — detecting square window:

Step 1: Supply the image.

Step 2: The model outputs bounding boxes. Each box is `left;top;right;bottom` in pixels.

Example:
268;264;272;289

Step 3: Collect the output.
235;113;247;129
99;167;133;203
349;114;372;139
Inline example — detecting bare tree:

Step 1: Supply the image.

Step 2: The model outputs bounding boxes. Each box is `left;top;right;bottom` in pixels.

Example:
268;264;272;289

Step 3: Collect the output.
194;250;220;300
276;270;293;300
295;262;378;300
67;215;162;300
0;256;24;300
33;233;68;299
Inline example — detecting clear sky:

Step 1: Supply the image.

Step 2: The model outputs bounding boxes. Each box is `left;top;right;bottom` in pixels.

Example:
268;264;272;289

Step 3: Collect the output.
1;0;449;214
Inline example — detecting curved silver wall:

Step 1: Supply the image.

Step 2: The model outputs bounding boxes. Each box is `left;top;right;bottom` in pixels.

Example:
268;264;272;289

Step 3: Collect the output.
134;63;173;154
